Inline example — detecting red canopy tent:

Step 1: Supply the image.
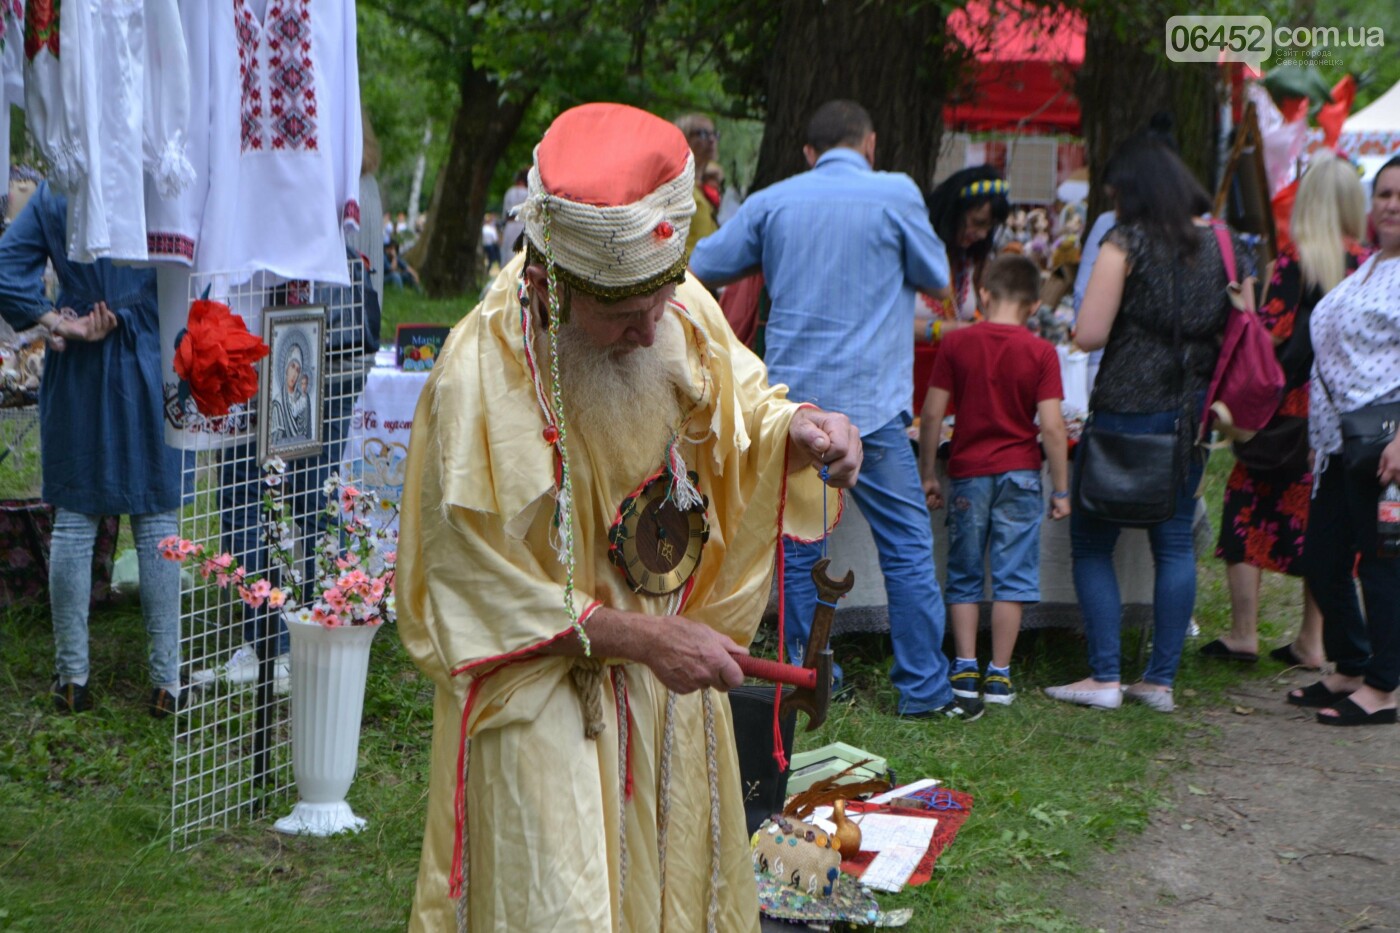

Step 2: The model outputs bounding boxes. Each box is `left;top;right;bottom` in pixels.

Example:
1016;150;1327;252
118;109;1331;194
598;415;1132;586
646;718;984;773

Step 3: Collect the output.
942;0;1085;134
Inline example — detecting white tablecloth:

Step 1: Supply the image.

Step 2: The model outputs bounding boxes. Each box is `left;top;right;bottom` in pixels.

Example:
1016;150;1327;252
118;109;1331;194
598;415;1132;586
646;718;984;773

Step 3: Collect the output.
340;350;428;531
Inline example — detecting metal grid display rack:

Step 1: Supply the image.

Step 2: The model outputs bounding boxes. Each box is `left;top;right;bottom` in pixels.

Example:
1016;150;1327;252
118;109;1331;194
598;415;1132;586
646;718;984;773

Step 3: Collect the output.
170;259;370;849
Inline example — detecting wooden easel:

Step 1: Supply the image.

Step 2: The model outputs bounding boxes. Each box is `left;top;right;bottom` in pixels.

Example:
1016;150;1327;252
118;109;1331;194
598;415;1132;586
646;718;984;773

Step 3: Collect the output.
1214;101;1278;264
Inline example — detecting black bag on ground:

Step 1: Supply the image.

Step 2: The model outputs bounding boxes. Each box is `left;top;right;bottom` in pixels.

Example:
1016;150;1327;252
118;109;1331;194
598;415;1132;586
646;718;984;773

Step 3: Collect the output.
727;685;796;836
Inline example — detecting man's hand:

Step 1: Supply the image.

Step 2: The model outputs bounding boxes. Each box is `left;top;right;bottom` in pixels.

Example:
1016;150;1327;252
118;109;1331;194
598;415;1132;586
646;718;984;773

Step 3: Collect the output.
1050;495;1071;521
788;406;862;488
645;615;748;694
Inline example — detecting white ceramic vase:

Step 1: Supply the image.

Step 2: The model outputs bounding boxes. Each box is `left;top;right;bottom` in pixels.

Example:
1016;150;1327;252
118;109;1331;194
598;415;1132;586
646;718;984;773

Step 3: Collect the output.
273;616;382;836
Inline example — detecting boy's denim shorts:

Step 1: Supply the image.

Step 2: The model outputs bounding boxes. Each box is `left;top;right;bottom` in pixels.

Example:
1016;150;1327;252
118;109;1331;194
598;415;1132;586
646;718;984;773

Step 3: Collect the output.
944;469;1044;603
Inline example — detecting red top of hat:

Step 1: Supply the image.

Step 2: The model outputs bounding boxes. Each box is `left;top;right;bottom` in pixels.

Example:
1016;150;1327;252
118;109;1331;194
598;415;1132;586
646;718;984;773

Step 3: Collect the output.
536;103;691;208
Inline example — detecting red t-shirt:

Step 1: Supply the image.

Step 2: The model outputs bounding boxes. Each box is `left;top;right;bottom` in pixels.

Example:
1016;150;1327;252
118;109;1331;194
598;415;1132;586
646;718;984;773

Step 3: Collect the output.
928;323;1063;479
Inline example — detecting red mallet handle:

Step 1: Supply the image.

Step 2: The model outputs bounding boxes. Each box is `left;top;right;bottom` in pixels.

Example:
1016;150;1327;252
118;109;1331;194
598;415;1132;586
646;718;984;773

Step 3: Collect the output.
734;655;818;690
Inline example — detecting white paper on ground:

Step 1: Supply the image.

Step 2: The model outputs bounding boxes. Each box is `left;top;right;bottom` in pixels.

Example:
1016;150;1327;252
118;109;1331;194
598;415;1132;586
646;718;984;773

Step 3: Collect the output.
861;843;931;893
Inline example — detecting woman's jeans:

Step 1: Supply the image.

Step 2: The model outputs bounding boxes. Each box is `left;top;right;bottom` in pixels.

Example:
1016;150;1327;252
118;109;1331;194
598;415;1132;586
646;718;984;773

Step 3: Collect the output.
1071;410;1205;687
51;509;181;686
1303;461;1400;693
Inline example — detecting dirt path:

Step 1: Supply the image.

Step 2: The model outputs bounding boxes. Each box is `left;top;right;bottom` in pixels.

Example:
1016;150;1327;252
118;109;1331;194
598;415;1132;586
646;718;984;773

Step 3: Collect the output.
1070;667;1400;933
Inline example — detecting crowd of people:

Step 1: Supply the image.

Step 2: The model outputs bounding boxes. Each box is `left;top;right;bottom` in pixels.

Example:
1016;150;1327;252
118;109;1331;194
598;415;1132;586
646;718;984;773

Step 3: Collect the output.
5;82;1399;928
385;97;1400;928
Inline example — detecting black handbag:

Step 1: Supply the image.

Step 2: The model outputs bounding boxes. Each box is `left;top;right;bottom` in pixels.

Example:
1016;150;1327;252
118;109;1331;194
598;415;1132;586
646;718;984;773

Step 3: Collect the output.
1340;402;1400;479
1232;414;1309;474
1316;369;1400;479
1075;417;1182;526
1074;270;1188;527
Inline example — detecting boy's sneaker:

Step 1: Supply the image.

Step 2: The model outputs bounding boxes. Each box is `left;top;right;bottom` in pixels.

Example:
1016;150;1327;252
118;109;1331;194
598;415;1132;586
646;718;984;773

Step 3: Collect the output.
950;667;982;700
983;672;1016;705
52;679;93;714
904;697;985;722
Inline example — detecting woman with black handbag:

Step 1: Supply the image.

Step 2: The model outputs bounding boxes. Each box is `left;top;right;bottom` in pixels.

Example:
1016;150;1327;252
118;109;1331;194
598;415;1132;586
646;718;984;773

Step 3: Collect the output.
1045;139;1241;713
1208;150;1370;671
1287;155;1400;726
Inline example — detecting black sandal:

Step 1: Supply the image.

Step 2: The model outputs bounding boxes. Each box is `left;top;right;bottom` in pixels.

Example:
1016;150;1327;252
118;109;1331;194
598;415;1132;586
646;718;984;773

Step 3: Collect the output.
1286;681;1353;708
1269;644;1322;671
1316;697;1398;727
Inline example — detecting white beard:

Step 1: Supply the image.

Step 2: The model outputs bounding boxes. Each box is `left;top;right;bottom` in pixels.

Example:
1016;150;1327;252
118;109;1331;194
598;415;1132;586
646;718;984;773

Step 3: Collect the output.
554;314;685;485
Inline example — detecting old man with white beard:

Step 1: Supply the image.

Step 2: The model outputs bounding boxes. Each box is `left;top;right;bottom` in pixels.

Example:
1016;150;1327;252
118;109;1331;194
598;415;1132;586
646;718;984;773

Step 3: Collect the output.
397;103;862;931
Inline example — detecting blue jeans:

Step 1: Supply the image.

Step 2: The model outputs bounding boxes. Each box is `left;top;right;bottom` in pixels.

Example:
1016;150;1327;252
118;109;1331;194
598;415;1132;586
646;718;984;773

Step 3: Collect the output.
51;509;181;685
1071;409;1205;687
782;416;951;714
945;470;1044;603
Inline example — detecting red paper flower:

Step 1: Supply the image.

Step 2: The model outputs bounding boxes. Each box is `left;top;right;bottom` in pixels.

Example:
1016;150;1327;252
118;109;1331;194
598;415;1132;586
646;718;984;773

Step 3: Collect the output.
172;300;270;417
655;221;674;239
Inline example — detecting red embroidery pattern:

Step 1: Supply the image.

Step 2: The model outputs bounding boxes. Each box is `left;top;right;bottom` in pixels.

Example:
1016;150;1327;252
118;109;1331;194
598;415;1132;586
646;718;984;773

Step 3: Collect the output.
235;0;318;154
24;0;60;61
147;232;196;262
343;199;360;226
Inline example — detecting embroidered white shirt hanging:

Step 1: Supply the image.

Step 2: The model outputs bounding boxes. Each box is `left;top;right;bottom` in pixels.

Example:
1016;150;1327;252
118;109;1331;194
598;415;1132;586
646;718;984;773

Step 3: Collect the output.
195;0;362;285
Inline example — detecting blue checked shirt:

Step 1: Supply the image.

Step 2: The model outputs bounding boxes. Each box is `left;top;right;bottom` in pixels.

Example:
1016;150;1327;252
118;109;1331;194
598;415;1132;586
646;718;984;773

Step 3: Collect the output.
690;148;949;436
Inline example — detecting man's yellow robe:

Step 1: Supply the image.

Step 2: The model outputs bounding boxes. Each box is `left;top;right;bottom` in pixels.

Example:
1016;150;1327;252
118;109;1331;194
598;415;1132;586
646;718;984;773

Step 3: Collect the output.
398;255;832;931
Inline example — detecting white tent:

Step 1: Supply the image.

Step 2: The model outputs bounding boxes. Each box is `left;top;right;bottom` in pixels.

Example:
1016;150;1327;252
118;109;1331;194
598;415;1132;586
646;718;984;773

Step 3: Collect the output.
1340;79;1400;157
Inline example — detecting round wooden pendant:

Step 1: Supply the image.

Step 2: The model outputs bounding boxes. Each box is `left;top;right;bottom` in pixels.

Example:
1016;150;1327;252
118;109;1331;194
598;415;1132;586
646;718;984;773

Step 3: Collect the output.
608;473;709;596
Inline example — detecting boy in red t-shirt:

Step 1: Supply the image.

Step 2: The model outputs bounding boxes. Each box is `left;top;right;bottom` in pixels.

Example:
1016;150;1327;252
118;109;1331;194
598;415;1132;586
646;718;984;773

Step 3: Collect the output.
917;255;1070;706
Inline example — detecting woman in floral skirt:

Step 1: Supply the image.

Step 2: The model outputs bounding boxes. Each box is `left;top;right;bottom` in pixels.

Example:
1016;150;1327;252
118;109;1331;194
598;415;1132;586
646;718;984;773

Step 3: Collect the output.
1207;151;1369;670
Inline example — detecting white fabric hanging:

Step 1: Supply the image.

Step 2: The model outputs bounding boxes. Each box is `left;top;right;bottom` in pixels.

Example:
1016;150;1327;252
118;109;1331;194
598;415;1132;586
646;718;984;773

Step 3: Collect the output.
0;1;24;180
23;0;78;193
142;0;194;200
196;0;362;285
144;0;220;265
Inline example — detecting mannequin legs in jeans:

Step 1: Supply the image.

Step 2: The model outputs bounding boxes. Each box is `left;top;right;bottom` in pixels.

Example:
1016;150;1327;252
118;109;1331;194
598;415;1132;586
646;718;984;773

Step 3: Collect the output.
50;509;181;696
1048;409;1206;710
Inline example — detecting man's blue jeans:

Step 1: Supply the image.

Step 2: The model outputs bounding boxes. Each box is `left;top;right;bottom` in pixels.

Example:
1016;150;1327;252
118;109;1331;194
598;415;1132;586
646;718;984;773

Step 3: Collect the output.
782;416;951;714
1070;409;1205;687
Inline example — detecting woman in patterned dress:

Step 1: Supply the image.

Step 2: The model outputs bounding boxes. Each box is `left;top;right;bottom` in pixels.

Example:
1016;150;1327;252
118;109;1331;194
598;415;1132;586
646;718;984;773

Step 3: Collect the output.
1207;151;1370;670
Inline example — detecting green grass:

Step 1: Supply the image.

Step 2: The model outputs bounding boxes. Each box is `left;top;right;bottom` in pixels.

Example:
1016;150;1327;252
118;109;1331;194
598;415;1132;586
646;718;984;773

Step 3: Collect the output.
0;452;1308;931
377;287;477;343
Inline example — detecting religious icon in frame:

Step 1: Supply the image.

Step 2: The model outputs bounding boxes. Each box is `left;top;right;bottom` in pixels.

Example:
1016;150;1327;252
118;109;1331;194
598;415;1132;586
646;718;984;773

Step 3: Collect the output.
258;306;326;463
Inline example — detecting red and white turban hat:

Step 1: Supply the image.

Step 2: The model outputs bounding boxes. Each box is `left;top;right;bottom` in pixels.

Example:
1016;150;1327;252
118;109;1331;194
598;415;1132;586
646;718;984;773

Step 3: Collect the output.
522;103;697;301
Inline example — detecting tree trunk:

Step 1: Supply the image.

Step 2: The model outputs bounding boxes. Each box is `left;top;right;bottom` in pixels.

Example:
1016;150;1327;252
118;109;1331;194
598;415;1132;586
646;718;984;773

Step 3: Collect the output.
750;0;948;193
416;66;535;298
1077;9;1219;227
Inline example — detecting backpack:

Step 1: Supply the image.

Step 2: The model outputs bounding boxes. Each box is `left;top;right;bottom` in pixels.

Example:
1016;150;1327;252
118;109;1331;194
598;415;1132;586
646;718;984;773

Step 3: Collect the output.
1200;223;1285;443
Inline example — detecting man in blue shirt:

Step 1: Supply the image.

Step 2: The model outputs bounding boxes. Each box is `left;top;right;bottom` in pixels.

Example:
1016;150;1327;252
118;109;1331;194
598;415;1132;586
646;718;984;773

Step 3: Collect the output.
691;100;977;720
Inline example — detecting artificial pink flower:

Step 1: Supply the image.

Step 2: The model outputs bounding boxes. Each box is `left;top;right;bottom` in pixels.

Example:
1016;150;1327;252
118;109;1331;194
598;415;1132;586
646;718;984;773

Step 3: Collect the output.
267;587;287;609
323;587;349;614
238;584;265;610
